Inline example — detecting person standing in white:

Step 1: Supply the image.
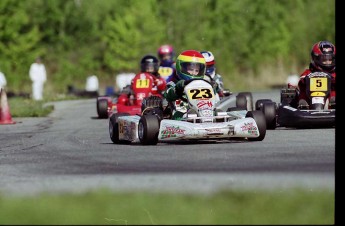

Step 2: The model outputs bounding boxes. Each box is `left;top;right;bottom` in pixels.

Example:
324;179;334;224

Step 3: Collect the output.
29;57;47;100
0;71;7;91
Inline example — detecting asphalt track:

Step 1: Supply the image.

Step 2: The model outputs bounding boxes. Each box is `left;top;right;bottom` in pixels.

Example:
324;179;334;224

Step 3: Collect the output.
0;90;335;196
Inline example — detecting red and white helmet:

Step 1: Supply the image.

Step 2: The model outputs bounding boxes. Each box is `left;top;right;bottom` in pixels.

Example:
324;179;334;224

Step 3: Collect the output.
310;40;335;72
200;51;216;78
157;44;175;66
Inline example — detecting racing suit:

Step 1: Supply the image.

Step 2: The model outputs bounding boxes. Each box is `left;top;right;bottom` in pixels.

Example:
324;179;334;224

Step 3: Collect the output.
158;61;176;83
204;73;225;99
117;72;166;106
163;80;188;120
163;79;219;120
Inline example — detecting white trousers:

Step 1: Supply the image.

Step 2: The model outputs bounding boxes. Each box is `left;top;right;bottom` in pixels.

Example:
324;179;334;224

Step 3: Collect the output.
32;81;44;100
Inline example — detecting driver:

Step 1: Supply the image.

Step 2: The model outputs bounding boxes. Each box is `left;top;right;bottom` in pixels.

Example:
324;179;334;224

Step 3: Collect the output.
163;50;206;120
200;50;227;99
294;40;336;109
117;54;166;106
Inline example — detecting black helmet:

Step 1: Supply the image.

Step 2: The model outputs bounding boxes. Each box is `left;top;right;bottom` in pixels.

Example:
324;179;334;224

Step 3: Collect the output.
140;54;159;74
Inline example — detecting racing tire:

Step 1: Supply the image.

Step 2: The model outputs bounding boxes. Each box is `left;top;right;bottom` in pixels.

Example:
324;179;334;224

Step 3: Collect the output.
255;99;273;110
261;102;277;130
255;99;277;130
138;114;160;145
235;94;248;110
97;99;109;119
238;92;253;111
246;110;266;141
109;113;130;144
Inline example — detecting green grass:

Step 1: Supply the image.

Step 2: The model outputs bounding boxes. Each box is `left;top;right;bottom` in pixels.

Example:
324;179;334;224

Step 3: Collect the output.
8;97;54;117
0;188;334;225
7;95;83;117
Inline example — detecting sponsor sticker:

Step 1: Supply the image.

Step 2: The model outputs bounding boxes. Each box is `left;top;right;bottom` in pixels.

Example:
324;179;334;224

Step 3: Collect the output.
240;122;258;135
197;100;213;109
160;126;185;139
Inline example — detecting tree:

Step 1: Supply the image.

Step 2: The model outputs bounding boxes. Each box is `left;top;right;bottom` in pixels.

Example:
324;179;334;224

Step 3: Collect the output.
0;0;44;89
102;0;165;73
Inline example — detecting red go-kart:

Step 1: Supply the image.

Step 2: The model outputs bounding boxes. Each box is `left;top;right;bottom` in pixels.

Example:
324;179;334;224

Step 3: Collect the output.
97;72;162;118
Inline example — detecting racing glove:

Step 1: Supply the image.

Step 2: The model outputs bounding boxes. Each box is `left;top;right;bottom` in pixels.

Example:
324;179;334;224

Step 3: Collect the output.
175;80;185;97
210;80;219;93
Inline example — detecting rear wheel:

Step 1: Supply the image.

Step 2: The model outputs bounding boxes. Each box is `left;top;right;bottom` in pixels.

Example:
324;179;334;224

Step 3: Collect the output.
138;114;160;145
255;99;272;110
109;113;130;144
255;99;277;130
262;102;277;130
235;94;247;110
97;99;109;119
237;92;253;111
246;110;266;141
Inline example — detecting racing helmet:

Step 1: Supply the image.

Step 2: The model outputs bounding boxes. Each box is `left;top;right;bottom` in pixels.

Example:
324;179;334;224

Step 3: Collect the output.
140;54;159;75
175;50;206;81
157;44;175;66
310;40;336;72
200;50;216;78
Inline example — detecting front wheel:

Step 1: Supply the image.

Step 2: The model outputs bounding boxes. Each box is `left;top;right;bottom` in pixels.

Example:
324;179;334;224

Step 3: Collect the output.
138;114;160;145
246;110;266;141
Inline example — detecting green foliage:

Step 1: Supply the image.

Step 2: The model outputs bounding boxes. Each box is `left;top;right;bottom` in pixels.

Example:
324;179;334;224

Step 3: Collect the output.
0;0;335;94
102;0;166;72
102;8;141;72
0;0;44;89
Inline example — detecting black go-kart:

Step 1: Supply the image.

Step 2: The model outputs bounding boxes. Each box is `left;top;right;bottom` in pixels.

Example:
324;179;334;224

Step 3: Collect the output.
254;72;335;129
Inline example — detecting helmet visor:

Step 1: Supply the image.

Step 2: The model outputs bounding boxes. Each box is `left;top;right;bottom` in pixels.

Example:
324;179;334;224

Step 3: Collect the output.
143;62;158;73
159;53;173;61
319;54;335;67
181;62;205;77
206;66;215;76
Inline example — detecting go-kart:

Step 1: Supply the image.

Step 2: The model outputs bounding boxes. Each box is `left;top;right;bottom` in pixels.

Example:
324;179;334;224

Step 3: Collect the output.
255;71;335;129
109;79;267;145
96;72;162;118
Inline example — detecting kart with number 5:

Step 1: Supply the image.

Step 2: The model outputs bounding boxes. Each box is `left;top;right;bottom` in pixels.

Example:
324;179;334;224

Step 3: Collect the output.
254;71;335;129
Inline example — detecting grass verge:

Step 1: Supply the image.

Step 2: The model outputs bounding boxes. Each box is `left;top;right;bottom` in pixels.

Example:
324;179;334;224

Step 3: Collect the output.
8;97;54;117
7;95;82;117
0;188;334;225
